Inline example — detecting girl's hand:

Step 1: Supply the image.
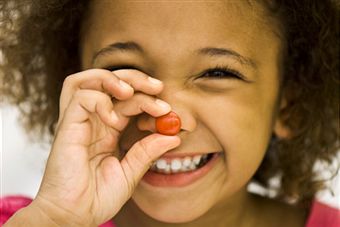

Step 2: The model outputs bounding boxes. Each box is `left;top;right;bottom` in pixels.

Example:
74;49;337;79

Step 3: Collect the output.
30;69;181;226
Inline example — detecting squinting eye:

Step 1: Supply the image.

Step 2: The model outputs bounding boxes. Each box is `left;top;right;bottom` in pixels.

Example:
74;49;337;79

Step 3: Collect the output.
103;65;138;71
103;65;245;80
200;66;244;80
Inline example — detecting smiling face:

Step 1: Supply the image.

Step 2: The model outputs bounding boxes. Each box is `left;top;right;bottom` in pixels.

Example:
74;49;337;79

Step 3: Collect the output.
80;0;284;224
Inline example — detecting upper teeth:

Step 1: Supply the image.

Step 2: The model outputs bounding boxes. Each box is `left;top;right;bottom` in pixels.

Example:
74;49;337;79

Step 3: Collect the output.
151;154;209;174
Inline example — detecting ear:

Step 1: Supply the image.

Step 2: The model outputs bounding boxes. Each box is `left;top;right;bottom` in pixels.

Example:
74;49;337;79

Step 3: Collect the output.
274;97;292;139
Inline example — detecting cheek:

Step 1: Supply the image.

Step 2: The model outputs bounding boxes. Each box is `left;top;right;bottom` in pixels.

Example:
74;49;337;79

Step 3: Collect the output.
198;86;278;182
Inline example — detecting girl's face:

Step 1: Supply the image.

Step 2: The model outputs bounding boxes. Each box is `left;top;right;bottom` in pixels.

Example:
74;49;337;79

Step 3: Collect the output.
81;0;284;224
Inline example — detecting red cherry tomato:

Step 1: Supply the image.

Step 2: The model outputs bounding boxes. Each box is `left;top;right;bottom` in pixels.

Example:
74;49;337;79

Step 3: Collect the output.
155;111;181;136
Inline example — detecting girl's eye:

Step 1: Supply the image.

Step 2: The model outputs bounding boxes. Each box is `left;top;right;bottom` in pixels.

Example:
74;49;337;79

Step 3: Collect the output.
103;65;138;71
103;65;245;80
200;66;244;80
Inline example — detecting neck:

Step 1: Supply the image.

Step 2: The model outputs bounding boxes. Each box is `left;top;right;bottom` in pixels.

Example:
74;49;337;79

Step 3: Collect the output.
113;187;258;227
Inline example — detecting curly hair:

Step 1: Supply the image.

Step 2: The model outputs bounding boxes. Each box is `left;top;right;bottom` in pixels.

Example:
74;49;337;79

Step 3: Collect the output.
0;0;339;212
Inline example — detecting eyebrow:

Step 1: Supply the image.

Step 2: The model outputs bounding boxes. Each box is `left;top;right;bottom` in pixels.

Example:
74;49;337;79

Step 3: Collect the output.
92;41;257;68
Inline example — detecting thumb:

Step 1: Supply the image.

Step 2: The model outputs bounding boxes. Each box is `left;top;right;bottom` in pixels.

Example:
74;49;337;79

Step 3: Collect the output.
121;133;181;192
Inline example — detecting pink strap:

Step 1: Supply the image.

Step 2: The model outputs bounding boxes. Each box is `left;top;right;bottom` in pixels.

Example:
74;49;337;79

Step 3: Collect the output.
305;200;340;227
0;195;115;226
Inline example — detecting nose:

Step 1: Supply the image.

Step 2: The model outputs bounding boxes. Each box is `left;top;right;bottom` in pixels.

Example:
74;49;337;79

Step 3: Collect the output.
136;85;197;134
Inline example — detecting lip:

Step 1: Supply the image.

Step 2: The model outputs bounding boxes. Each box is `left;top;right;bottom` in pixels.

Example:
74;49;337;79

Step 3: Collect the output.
141;152;222;187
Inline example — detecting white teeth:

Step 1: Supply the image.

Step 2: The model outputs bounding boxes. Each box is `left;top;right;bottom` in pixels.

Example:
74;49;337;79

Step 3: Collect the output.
193;155;202;165
181;165;189;171
182;157;192;167
156;159;167;170
189;162;197;170
170;159;182;172
165;164;171;173
151;153;211;174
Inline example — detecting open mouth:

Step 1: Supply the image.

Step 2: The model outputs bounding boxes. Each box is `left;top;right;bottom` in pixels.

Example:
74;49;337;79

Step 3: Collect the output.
149;152;220;174
142;151;222;187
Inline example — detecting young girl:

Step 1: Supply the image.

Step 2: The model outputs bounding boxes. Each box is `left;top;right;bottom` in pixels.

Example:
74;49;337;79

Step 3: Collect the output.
1;0;339;226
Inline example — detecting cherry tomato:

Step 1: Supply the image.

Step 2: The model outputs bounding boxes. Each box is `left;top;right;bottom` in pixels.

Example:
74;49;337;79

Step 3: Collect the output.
155;111;181;136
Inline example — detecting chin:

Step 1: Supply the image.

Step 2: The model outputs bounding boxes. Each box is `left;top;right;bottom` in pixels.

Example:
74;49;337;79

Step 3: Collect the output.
151;213;201;223
129;152;225;223
131;195;211;224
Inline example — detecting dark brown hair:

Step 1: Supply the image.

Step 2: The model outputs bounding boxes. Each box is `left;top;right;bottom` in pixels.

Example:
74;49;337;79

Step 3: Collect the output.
0;0;339;211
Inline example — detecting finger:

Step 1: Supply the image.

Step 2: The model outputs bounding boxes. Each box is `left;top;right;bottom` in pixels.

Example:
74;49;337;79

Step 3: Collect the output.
76;68;163;96
59;69;163;118
113;94;171;130
79;70;135;99
136;113;157;132
112;69;164;95
51;90;118;174
61;89;118;129
59;69;134;119
120;134;181;192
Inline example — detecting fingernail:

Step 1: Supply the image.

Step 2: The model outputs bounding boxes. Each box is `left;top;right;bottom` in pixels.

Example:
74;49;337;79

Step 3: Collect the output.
155;99;171;110
119;80;133;90
148;77;162;85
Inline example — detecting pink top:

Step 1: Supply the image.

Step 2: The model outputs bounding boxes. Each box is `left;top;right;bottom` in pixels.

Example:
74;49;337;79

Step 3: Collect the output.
305;200;340;227
1;195;339;226
0;195;115;227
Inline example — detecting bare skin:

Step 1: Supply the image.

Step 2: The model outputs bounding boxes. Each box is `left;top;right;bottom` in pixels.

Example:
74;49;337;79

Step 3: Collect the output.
80;1;305;226
5;1;306;226
115;193;306;227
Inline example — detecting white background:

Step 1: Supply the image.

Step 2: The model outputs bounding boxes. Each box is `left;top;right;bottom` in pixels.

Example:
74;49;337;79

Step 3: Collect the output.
1;104;339;208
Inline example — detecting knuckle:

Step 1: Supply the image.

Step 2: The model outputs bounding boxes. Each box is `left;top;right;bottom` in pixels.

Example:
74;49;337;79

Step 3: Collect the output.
72;89;85;100
141;98;156;111
133;93;153;103
102;95;114;108
136;139;154;162
112;69;149;87
124;158;137;191
101;69;119;81
137;139;149;154
86;68;105;74
63;74;77;88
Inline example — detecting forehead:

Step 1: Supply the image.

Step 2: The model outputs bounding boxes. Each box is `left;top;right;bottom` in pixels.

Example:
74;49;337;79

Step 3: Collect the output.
81;0;281;67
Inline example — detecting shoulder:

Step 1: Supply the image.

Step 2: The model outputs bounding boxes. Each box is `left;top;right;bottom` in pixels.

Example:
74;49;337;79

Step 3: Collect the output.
0;195;33;225
251;194;306;227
